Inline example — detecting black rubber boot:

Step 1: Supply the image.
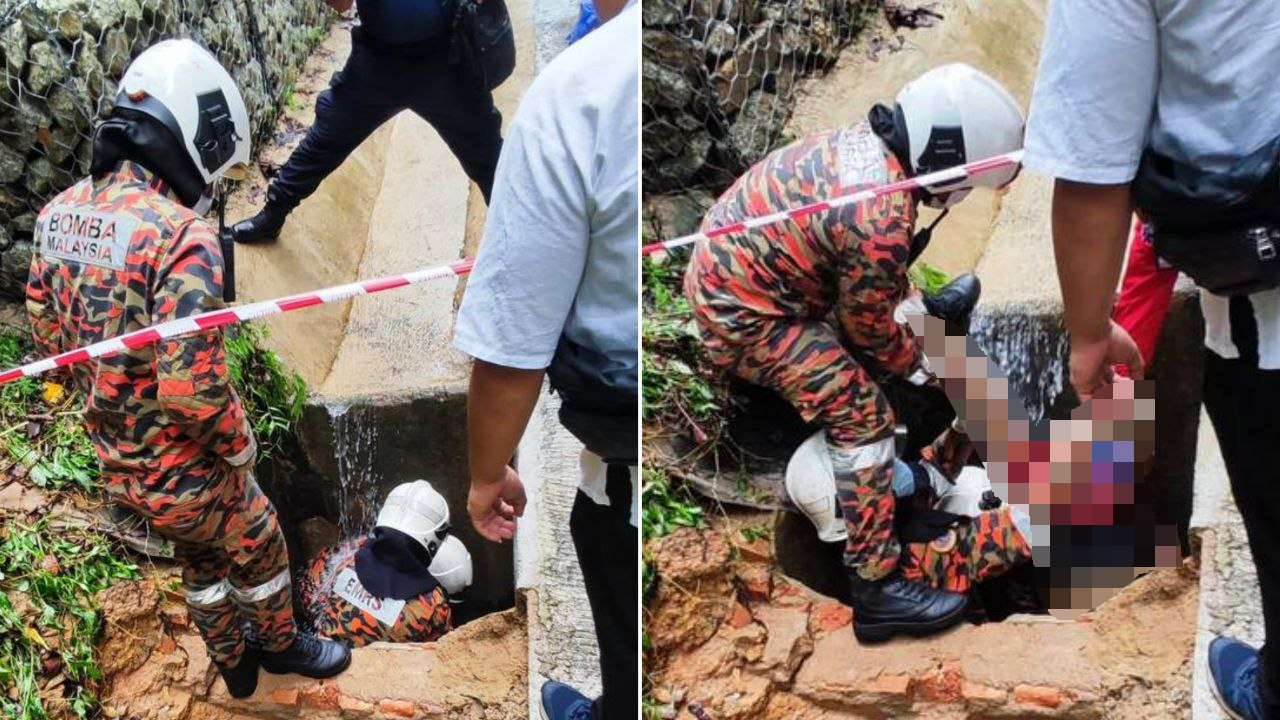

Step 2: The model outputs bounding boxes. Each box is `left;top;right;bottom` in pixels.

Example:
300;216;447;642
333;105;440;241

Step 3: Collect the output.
849;572;969;644
229;200;292;244
219;643;261;699
922;273;982;332
260;633;352;679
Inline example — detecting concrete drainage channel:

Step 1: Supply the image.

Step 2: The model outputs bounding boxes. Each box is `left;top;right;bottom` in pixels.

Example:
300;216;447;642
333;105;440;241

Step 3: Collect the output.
178;1;593;715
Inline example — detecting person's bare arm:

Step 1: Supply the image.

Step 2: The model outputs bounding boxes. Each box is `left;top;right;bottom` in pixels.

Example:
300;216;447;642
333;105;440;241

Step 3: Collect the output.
465;360;544;541
1052;179;1144;398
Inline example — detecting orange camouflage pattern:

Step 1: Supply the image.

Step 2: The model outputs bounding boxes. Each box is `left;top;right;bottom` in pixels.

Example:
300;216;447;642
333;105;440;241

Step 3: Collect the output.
901;505;1033;594
298;537;453;647
684;123;928;581
902;431;1030;593
25;161;296;668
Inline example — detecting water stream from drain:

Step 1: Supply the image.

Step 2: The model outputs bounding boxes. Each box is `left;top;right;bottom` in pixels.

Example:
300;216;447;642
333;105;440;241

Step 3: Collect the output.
329;404;382;535
970;309;1070;422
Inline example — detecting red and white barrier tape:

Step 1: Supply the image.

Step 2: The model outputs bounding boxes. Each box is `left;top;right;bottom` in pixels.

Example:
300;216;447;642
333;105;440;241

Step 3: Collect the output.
0;150;1023;387
0;258;475;386
640;149;1024;257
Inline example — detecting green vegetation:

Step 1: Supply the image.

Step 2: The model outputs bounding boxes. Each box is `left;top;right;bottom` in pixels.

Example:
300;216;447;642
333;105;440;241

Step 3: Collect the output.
0;323;305;718
0;520;139;719
0;333;96;495
642;467;706;542
224;323;308;460
641;253;728;446
738;524;771;544
908;260;952;295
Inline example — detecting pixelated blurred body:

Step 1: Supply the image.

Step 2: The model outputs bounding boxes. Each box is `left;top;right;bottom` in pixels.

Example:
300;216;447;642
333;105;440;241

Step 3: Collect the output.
904;312;1175;617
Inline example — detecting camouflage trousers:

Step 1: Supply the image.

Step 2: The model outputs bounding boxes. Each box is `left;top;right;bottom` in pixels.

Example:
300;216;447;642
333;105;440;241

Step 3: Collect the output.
902;505;1033;594
105;466;296;669
898;431;1031;592
701;317;903;580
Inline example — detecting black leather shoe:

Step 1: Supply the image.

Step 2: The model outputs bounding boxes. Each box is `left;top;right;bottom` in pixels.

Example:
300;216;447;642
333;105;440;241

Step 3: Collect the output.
260;633;352;679
220;642;261;699
230;201;291;244
850;572;969;644
922;273;982;332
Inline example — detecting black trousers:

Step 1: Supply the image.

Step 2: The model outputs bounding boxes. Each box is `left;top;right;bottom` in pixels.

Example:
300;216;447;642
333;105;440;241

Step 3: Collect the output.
1203;298;1280;715
269;29;503;209
570;465;637;720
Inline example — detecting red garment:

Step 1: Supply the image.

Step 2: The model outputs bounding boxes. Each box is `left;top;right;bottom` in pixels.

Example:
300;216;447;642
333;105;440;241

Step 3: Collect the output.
1112;222;1178;376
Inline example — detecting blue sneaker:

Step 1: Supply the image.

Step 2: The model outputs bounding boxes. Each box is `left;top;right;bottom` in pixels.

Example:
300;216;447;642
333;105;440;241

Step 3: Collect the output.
540;680;594;720
1209;636;1266;720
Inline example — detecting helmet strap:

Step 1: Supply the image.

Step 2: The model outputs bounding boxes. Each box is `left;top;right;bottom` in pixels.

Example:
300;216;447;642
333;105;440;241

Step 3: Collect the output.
868;102;914;177
908;207;950;266
216;184;237;303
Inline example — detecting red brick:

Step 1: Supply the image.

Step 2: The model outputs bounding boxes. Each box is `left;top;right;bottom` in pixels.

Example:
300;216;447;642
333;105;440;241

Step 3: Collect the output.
300;683;341;711
340;696;375;713
1014;684;1063;708
268;688;300;707
869;674;912;696
916;663;963;703
726;601;753;629
810;601;853;632
379;699;416;717
961;681;1006;704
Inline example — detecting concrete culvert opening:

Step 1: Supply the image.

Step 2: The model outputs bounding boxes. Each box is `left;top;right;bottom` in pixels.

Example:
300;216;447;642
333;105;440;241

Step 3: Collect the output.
222;26;518;625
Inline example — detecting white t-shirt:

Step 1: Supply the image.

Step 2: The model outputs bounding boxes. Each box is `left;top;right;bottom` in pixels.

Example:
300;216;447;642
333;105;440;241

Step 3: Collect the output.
454;1;638;374
1023;0;1280;368
455;3;639;505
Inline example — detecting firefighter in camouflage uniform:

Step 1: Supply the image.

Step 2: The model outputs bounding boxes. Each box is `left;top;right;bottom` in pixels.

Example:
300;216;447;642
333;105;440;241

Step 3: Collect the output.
25;40;350;698
685;64;1026;643
298;481;474;647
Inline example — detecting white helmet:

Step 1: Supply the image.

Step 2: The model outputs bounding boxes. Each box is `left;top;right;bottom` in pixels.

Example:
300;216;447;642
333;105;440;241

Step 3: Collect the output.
114;39;251;187
935;465;993;517
896;63;1024;208
376;480;451;556
785;431;848;544
428;535;473;597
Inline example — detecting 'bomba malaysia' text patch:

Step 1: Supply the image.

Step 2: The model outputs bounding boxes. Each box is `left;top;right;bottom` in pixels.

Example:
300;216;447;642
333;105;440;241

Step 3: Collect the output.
37;207;138;270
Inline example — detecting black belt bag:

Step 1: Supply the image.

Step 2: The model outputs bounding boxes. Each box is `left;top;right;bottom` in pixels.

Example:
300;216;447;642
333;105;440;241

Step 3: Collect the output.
546;337;638;466
448;0;516;92
1133;137;1280;297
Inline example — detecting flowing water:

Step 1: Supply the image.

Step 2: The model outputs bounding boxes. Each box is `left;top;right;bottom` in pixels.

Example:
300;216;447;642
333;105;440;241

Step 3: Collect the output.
329;404;383;535
969;306;1070;422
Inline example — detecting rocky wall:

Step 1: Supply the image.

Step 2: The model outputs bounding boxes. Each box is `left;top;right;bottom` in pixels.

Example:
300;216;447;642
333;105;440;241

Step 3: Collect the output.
642;0;877;194
0;0;332;297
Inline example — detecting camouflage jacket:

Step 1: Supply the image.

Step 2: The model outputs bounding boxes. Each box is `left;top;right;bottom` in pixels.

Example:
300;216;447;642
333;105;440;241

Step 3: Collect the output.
299;537;453;647
26;162;256;503
684;122;922;377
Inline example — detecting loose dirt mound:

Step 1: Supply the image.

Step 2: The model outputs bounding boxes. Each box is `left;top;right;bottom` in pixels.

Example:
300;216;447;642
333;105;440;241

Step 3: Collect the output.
644;511;1196;719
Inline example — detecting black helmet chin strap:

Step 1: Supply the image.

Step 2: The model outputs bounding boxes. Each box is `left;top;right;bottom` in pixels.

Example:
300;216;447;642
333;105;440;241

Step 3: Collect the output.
216;184;236;303
908;207;950;266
